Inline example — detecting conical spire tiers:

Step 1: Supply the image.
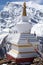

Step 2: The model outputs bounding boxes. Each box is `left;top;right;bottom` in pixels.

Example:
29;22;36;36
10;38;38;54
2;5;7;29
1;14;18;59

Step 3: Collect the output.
22;2;27;16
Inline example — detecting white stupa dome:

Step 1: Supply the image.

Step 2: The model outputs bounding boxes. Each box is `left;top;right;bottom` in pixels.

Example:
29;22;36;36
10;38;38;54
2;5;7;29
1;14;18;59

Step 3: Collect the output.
31;22;43;37
15;20;32;33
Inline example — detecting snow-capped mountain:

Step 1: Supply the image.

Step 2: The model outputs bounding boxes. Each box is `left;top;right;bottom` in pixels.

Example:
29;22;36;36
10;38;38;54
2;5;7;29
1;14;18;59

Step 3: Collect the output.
0;1;43;34
31;21;43;37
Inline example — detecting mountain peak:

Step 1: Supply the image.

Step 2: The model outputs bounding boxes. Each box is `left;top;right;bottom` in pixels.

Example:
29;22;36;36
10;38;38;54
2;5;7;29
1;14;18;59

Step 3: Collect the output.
0;1;43;34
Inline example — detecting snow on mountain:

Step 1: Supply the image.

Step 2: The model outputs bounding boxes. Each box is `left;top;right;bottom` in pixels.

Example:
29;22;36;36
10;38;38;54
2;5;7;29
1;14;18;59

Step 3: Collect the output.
0;1;43;35
31;20;43;37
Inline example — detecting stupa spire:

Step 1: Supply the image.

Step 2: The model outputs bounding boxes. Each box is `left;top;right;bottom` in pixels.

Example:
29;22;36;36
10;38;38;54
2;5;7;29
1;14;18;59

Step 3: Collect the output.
22;2;27;16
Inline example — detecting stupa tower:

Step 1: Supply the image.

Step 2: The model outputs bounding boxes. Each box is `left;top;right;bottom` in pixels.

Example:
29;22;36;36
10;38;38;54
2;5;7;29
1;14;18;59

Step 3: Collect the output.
22;2;28;22
22;2;27;16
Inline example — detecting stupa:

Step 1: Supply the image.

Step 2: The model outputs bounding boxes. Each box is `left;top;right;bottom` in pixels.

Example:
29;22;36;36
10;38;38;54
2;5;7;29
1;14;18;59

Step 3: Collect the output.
5;2;39;63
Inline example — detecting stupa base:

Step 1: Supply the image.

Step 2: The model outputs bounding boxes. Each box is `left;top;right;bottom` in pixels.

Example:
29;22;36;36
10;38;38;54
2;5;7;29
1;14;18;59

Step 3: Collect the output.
6;54;34;63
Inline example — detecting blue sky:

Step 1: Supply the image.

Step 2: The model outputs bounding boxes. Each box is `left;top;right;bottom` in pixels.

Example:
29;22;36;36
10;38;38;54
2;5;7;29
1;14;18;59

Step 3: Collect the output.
0;0;43;10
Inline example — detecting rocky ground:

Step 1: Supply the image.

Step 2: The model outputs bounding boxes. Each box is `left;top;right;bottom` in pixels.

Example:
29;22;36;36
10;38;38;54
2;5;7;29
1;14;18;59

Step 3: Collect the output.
0;57;43;65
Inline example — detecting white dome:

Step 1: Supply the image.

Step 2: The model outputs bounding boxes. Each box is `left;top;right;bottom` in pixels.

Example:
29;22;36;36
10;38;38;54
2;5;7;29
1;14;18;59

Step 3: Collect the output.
15;20;32;33
31;23;43;37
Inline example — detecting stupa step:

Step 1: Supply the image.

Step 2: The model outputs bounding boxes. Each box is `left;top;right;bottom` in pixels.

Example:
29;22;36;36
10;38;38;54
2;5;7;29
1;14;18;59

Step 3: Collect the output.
7;52;37;58
10;47;35;52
